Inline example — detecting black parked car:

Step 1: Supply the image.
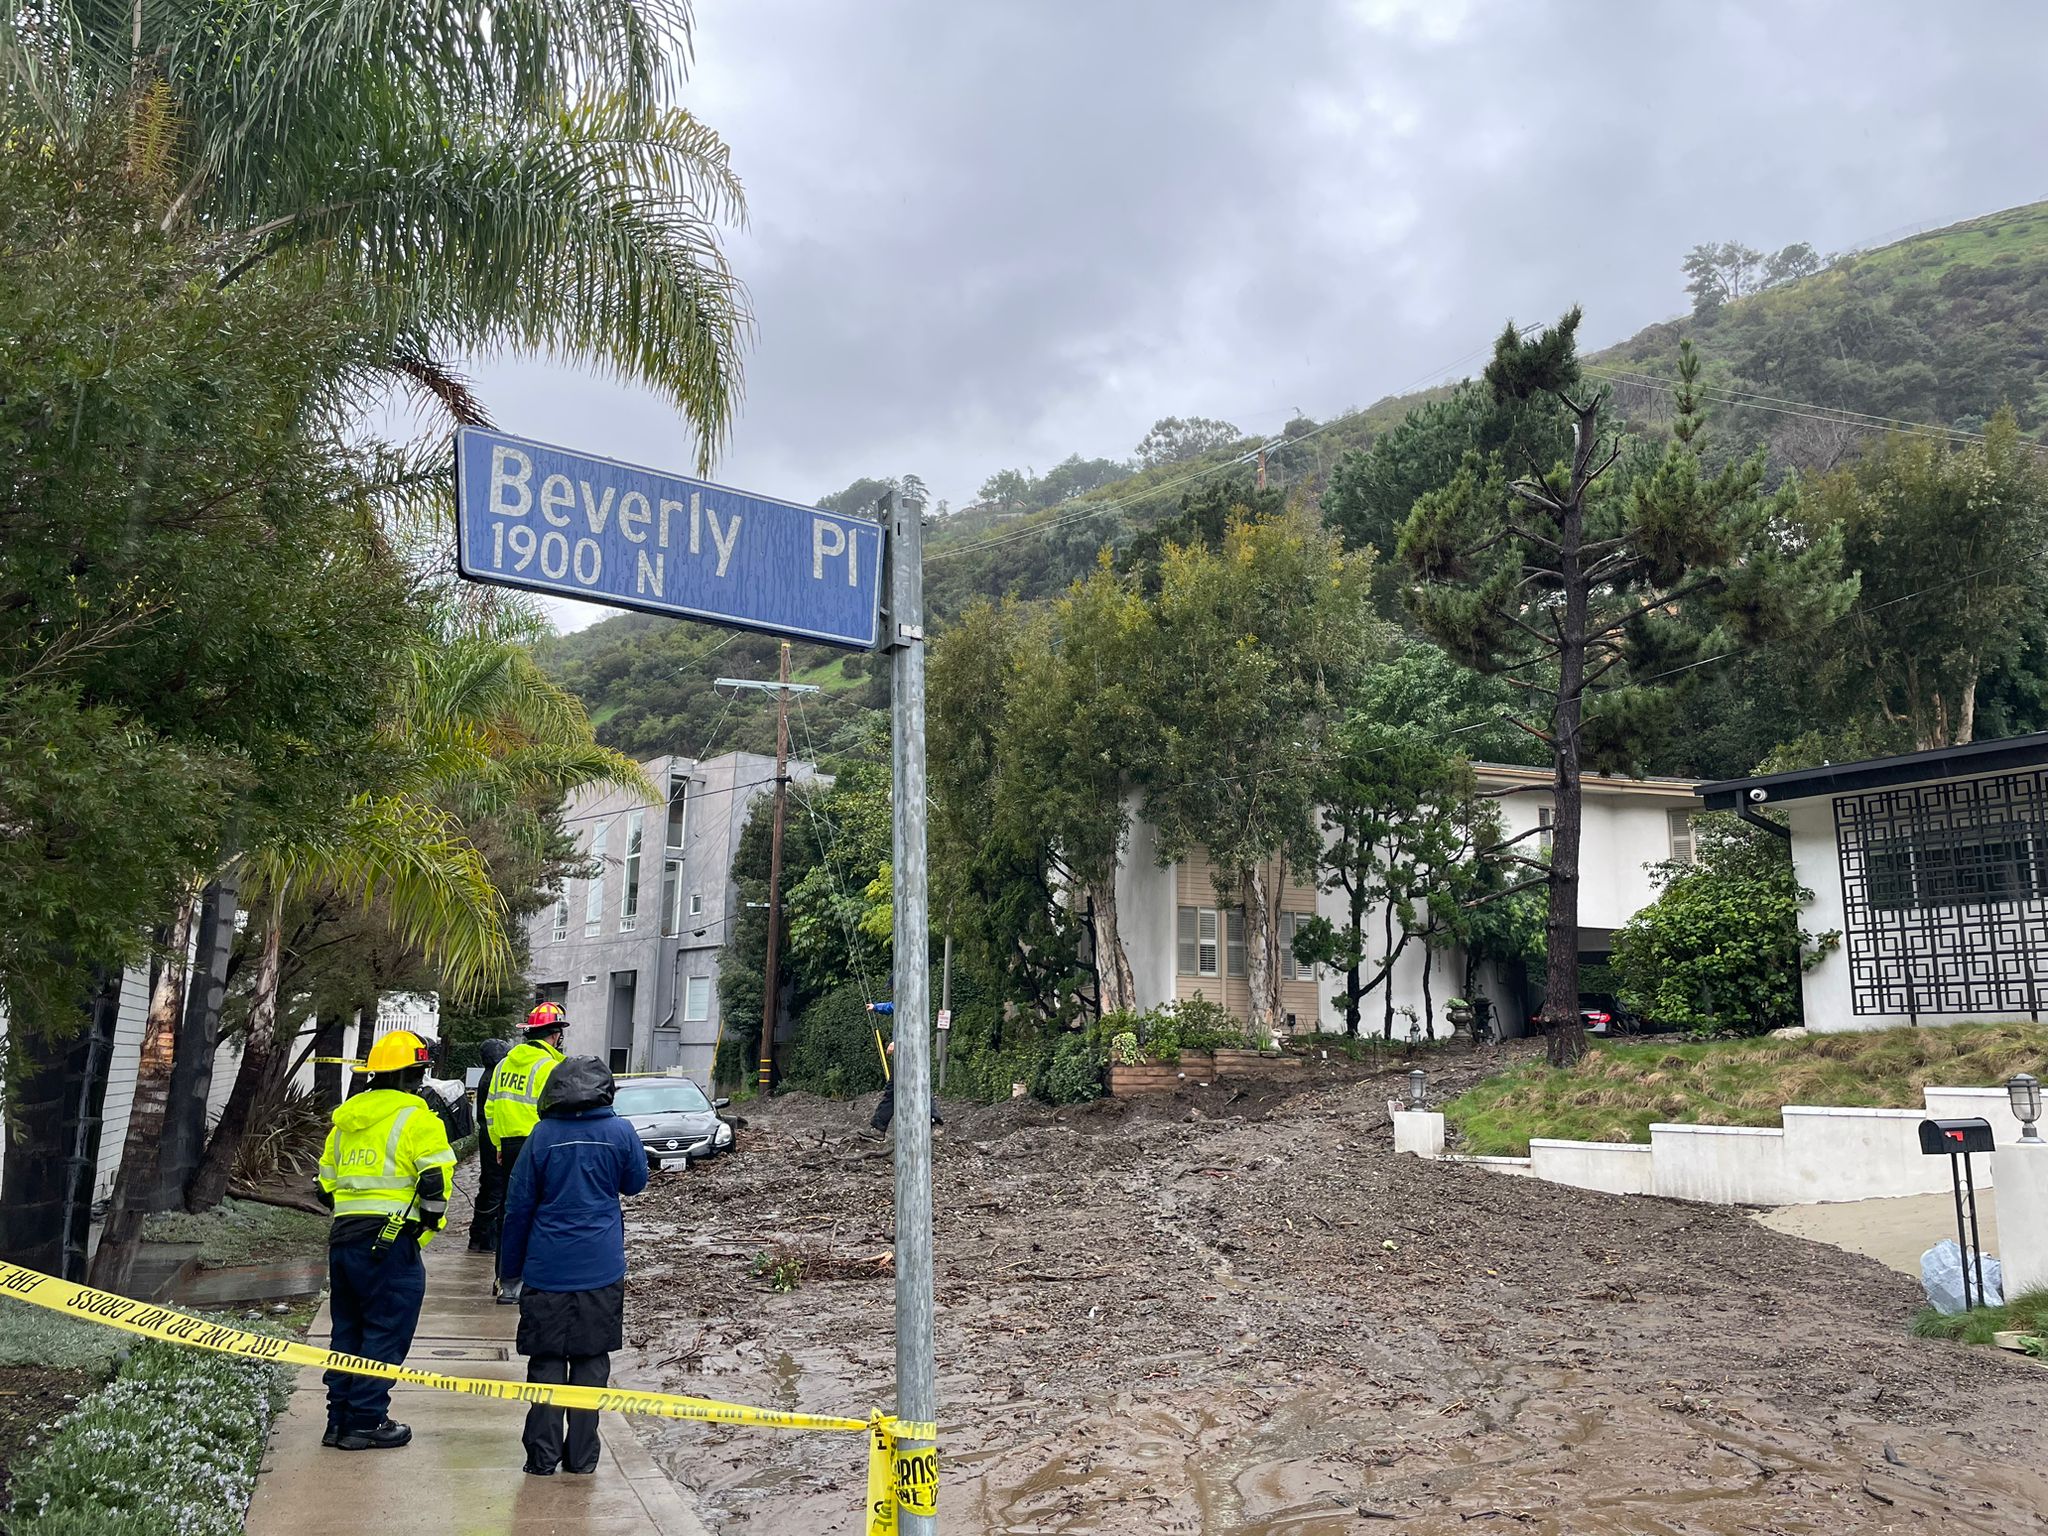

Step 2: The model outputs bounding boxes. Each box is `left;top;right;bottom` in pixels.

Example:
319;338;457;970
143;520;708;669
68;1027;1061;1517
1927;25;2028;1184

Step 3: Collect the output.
612;1076;735;1170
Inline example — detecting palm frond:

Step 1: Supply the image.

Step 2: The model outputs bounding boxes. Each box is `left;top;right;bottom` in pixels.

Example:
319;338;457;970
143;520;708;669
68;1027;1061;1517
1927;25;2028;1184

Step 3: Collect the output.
284;95;749;465
247;793;514;999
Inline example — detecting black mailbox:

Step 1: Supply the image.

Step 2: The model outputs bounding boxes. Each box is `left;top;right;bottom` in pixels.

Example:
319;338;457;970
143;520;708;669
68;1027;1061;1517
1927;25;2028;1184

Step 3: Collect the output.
1919;1117;1995;1155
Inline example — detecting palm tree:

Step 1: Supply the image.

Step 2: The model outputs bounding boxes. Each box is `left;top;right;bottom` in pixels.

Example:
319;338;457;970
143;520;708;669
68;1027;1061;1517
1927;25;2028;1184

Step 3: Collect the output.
4;0;749;457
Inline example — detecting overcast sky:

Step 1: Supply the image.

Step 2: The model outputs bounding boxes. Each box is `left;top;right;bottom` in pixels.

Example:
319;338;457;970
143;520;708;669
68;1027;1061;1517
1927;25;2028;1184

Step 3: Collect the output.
461;0;2048;632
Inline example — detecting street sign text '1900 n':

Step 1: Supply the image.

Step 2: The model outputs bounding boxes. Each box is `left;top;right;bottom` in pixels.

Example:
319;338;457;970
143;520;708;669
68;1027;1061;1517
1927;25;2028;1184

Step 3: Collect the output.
454;426;886;649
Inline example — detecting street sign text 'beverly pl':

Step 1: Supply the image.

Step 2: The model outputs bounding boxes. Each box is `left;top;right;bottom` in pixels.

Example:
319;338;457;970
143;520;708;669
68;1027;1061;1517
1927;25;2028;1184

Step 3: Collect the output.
454;427;886;648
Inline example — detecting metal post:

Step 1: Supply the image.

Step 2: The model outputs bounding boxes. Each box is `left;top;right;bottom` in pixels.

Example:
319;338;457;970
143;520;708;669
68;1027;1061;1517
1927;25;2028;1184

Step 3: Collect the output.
1957;1155;1974;1310
1949;1151;1974;1311
759;641;792;1091
886;488;937;1532
937;928;953;1091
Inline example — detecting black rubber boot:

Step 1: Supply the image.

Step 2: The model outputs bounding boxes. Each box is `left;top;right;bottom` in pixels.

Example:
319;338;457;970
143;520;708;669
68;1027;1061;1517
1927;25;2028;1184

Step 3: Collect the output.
321;1424;341;1448
337;1419;413;1451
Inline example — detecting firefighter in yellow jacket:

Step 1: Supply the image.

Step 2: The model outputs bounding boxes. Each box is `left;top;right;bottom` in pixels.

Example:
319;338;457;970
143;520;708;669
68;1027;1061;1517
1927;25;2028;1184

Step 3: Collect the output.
316;1029;455;1450
484;1001;568;1301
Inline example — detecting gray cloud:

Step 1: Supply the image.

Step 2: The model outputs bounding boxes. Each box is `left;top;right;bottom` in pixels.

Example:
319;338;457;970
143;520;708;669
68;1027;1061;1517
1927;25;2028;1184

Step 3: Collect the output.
467;0;2048;631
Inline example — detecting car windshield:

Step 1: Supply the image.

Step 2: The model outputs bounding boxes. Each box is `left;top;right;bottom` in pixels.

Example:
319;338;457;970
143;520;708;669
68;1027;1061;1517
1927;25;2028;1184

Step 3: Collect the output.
613;1080;712;1116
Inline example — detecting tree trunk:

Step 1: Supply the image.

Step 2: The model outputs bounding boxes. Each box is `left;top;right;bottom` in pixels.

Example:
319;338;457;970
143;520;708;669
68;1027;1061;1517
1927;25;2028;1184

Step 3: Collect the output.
1958;675;1978;748
1542;416;1593;1071
186;892;285;1212
0;974;122;1278
89;894;197;1291
1241;863;1278;1043
159;874;239;1204
353;994;380;1065
1382;900;1397;1039
1422;937;1436;1037
1344;874;1366;1036
312;1013;347;1110
1088;879;1137;1018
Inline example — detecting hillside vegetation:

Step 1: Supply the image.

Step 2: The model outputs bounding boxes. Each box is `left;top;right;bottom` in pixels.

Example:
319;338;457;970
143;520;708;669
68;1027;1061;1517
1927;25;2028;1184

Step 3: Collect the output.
542;201;2048;765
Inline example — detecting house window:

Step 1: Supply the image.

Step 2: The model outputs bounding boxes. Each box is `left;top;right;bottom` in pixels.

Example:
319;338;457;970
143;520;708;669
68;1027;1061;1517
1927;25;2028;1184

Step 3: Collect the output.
1537;806;1553;857
1225;910;1246;979
1667;809;1696;865
689;892;703;916
666;774;688;851
1279;911;1316;982
683;976;712;1023
661;860;682;935
585;819;609;936
620;811;644;932
1177;907;1221;978
550;894;568;943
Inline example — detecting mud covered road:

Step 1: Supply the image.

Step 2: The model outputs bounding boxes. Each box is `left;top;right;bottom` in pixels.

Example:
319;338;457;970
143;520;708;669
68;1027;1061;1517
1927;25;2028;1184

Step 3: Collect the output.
620;1051;2048;1534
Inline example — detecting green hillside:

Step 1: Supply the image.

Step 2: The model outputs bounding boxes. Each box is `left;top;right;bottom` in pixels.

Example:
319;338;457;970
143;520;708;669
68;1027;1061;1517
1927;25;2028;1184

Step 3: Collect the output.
542;201;2048;764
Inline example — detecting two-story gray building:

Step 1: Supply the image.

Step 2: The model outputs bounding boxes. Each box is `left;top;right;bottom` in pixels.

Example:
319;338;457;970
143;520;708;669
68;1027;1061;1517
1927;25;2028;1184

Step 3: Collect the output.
525;749;820;1083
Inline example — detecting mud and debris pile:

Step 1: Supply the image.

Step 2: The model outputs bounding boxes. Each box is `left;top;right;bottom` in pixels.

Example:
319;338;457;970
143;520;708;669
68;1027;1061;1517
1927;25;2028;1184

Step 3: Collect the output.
619;1052;2048;1534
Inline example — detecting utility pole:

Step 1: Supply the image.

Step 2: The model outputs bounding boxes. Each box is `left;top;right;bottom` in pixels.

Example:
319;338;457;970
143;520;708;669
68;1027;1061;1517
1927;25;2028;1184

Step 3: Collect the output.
886;487;938;1532
936;925;952;1092
714;654;818;1095
761;641;791;1092
1256;444;1267;492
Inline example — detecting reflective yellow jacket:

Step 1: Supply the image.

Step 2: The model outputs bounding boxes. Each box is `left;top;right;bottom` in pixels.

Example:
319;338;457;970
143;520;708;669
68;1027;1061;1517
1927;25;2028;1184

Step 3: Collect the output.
318;1089;457;1243
485;1039;565;1144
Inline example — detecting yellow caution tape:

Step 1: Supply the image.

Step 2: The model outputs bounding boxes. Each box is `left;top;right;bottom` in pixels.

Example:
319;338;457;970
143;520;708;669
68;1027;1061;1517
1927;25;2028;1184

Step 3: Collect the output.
0;1259;934;1531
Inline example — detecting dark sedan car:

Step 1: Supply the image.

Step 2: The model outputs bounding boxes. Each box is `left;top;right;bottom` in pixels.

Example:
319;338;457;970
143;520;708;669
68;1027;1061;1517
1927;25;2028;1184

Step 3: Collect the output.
613;1076;735;1170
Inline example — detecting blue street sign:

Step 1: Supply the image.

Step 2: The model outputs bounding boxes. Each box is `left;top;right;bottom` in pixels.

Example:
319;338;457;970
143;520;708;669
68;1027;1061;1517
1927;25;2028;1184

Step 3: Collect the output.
454;427;887;648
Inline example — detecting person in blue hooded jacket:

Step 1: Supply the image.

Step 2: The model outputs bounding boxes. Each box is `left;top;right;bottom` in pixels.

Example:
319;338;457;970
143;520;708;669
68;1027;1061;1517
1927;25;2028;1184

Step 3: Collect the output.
499;1055;648;1475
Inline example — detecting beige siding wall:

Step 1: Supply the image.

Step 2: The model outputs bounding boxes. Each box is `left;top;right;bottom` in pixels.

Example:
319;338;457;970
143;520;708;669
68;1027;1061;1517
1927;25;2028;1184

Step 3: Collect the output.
1169;848;1323;1028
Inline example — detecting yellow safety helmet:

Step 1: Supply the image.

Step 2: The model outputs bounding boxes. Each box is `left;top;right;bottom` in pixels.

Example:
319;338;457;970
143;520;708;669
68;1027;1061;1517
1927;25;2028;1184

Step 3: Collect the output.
363;1029;433;1075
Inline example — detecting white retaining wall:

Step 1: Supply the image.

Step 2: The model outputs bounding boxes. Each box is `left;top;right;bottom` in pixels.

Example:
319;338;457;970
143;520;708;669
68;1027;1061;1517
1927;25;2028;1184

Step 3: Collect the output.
1429;1086;2030;1207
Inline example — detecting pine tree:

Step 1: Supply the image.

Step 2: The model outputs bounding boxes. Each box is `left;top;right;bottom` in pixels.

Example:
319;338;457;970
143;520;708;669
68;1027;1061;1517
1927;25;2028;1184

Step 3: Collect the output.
1399;311;1854;1064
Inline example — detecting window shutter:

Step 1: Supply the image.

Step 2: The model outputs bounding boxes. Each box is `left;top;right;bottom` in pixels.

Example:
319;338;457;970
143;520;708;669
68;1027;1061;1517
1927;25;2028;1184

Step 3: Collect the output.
1177;907;1198;976
1198;909;1220;977
1279;912;1297;982
1225;910;1245;978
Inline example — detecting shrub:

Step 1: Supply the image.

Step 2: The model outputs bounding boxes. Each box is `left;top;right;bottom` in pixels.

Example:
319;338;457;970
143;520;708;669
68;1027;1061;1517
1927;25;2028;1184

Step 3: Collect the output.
8;1338;290;1536
1038;1032;1105;1104
0;1300;128;1375
1610;816;1838;1037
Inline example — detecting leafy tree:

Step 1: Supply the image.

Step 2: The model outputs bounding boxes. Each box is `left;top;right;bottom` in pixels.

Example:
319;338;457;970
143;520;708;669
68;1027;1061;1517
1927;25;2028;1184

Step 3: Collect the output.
1355;643;1549;768
1002;566;1156;1015
977;468;1036;514
1401;312;1854;1064
6;0;750;458
1147;509;1379;1038
1120;474;1283;594
1610;817;1836;1036
928;602;1091;1024
1134;415;1244;470
1295;719;1503;1036
1682;240;1822;317
1801;409;2048;748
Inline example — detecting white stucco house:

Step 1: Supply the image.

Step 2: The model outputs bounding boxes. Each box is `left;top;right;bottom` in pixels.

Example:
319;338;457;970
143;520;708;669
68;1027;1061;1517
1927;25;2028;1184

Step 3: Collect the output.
1113;762;1702;1037
1699;731;2048;1032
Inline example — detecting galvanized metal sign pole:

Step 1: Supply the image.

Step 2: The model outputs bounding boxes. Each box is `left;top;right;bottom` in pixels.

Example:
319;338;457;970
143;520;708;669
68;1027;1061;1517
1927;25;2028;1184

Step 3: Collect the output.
885;488;937;1532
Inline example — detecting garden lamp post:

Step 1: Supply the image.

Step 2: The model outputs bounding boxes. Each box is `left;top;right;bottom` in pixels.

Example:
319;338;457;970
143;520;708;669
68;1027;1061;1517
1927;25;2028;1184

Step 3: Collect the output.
2008;1073;2044;1144
1409;1069;1427;1110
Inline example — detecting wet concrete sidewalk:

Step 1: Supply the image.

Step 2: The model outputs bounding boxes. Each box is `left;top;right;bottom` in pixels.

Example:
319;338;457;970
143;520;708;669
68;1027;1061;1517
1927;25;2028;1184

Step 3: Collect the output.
246;1239;707;1536
1757;1188;2001;1276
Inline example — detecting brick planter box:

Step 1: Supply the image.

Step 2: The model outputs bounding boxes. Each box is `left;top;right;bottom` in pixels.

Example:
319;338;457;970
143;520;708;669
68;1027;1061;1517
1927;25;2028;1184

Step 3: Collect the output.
1213;1048;1304;1076
1107;1053;1215;1097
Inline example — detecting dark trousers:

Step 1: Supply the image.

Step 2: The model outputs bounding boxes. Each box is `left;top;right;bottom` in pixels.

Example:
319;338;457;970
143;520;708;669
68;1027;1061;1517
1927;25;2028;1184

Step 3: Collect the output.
325;1240;425;1432
493;1135;527;1285
470;1133;506;1252
871;1083;943;1132
523;1351;610;1472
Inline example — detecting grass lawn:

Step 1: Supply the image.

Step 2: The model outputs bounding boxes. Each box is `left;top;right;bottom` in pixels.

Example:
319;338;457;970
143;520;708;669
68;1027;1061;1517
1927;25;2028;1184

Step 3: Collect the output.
1443;1022;2048;1157
1912;1288;2048;1350
141;1195;328;1268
